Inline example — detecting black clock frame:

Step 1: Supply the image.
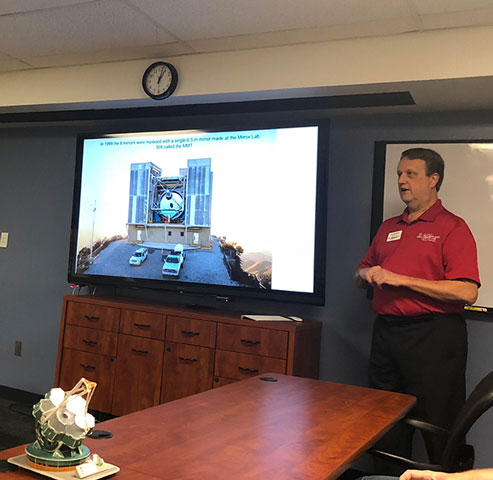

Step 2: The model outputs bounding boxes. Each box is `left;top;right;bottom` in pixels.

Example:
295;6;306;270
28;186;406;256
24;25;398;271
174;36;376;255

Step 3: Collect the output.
142;61;178;100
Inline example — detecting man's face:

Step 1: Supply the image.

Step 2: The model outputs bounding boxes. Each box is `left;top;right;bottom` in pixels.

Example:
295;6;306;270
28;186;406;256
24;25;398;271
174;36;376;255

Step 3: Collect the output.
397;157;439;210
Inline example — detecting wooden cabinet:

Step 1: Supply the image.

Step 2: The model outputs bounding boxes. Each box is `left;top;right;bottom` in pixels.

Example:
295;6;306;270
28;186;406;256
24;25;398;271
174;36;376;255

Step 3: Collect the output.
63;325;118;356
119;310;166;339
66;301;120;332
162;342;214;403
214;350;286;380
55;295;322;416
216;323;288;358
166;316;216;347
112;334;164;415
58;348;115;413
58;302;120;412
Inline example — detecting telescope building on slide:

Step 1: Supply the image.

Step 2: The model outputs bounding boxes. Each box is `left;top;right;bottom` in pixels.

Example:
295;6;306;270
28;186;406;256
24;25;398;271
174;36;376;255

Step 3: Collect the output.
127;158;213;248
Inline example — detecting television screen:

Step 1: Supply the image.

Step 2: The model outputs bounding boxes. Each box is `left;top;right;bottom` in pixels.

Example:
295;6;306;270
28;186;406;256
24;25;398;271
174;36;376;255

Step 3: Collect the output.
68;121;328;305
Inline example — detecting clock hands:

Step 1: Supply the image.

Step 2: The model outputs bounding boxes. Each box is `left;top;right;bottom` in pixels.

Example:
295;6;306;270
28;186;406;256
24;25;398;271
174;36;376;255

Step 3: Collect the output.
157;66;165;84
143;62;177;99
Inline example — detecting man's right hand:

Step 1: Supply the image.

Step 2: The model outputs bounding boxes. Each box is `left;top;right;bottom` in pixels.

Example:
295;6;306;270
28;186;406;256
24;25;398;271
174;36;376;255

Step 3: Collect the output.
355;267;375;288
355;266;385;288
356;265;406;289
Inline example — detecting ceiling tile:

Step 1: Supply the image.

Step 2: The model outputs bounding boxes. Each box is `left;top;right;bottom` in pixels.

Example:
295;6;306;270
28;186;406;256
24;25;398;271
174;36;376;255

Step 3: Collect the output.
0;0;493;74
0;58;33;73
188;17;418;53
24;43;194;69
0;0;176;58
413;0;493;15
421;7;493;29
130;0;413;40
0;0;94;15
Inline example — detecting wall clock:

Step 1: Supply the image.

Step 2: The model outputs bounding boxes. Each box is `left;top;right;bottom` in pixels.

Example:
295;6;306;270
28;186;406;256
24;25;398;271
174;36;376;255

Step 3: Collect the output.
142;61;178;100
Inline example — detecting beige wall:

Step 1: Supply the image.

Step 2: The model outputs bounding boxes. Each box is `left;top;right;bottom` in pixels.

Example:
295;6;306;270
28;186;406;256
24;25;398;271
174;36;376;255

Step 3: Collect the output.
1;25;493;109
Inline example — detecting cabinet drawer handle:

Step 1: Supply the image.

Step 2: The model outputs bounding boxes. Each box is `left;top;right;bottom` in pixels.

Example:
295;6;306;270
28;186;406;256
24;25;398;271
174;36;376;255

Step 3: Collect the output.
133;322;151;329
132;349;149;355
82;339;98;346
179;356;198;364
80;363;96;371
84;315;100;322
238;366;259;374
181;330;199;337
240;339;261;346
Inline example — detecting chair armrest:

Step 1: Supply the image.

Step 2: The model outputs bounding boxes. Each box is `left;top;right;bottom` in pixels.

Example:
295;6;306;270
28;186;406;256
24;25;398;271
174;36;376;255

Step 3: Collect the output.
369;449;442;471
405;417;449;436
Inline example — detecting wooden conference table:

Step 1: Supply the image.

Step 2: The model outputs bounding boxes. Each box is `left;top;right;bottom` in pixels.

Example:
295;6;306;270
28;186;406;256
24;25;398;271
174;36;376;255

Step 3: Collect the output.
1;374;415;480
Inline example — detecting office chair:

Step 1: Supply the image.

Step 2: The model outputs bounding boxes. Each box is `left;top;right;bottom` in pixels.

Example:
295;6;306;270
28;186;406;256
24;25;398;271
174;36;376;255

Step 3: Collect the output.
370;371;493;473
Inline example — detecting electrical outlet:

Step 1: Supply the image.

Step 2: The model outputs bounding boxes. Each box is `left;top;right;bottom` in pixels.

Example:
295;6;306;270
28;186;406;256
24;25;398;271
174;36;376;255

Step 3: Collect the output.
0;232;8;248
14;340;22;356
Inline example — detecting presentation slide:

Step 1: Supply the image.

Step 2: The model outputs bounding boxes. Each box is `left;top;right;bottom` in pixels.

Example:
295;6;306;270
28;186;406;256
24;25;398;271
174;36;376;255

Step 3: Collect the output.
75;126;319;294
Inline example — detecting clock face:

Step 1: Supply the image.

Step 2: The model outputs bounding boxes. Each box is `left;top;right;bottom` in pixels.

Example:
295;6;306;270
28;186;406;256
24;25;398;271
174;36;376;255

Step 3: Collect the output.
142;62;178;100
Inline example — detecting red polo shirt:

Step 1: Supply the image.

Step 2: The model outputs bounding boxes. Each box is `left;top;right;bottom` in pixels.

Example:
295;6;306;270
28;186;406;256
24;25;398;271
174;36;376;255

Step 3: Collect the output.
359;200;480;316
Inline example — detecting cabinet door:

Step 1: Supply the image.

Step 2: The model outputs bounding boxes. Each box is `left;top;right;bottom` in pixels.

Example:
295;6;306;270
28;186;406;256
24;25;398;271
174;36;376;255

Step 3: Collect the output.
66;302;120;332
120;310;166;340
214;350;286;380
216;324;288;358
63;325;118;356
112;335;164;416
161;342;214;403
58;348;115;414
166;316;216;347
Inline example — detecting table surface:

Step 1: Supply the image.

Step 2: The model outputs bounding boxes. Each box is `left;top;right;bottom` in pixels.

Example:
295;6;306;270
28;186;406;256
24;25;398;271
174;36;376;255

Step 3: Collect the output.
0;374;415;480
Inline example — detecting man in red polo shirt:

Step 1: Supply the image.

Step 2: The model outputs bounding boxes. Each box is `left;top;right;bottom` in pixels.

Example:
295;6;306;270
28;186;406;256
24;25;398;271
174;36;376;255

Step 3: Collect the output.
355;148;480;474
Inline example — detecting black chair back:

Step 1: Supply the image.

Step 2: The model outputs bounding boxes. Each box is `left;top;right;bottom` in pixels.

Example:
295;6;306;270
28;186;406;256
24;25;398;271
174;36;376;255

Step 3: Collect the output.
441;371;493;471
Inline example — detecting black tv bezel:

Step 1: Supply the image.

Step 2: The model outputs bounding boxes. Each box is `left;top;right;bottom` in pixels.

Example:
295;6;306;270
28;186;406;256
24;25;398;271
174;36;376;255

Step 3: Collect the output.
68;117;329;306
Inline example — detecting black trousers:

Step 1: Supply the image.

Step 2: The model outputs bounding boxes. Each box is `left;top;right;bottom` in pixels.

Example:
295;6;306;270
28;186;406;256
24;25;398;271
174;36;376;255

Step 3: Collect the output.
368;313;467;475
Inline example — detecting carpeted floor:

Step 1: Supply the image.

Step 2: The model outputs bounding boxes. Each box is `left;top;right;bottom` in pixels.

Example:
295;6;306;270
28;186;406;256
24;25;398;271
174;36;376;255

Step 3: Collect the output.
0;387;39;451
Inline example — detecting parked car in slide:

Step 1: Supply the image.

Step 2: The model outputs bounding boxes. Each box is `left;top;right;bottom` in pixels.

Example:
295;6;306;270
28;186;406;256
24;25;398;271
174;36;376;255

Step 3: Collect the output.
129;247;148;266
162;244;185;276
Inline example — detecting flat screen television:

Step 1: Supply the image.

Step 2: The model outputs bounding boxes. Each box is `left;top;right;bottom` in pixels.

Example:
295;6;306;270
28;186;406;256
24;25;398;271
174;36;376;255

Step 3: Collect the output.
68;119;328;305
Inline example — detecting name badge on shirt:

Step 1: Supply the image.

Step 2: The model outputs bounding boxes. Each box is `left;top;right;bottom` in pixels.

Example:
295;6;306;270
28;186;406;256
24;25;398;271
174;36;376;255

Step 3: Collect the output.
386;230;402;242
